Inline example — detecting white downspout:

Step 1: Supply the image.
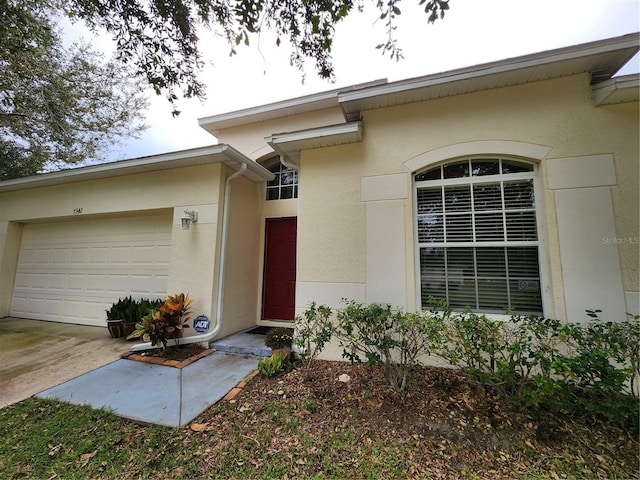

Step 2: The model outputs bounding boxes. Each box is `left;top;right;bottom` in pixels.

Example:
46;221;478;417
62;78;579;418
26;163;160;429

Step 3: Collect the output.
279;154;298;171
130;162;248;351
213;162;247;334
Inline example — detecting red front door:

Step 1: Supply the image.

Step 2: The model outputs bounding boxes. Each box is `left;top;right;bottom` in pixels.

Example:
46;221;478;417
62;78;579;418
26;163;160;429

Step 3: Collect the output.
262;217;297;320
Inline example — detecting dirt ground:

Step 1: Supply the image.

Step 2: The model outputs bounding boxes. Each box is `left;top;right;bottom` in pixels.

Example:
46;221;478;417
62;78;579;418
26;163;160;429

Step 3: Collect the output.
189;360;639;479
0;317;127;407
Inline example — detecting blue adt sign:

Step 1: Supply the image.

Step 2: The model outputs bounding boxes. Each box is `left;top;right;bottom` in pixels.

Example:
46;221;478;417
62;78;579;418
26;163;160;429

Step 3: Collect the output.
193;315;210;333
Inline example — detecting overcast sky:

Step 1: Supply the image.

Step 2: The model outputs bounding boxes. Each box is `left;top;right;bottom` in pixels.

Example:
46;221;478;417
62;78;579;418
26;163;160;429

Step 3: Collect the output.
66;0;640;162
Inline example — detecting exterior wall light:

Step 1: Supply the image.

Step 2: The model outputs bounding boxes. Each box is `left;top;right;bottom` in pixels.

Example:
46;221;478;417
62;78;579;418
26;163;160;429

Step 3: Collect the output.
181;210;198;230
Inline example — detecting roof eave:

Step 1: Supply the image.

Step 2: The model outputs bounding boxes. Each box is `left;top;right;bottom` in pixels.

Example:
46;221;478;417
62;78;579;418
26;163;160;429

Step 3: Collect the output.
337;32;639;120
266;121;363;163
198;79;387;135
0;144;273;193
592;73;640;106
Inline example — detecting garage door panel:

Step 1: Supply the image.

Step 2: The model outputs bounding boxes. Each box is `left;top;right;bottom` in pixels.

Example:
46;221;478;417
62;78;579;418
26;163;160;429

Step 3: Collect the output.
62;300;83;318
151;275;169;296
129;275;156;292
86;274;106;292
131;246;160;265
26;297;44;315
68;249;89;265
11;214;171;326
67;274;85;291
104;274;129;294
11;296;26;313
45;299;61;316
51;248;69;264
32;273;49;289
49;274;66;291
33;250;49;265
89;247;110;265
108;246;130;264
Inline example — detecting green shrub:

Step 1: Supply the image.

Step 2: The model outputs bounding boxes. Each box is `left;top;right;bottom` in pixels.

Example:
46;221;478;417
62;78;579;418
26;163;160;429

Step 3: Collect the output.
294;302;334;370
427;299;639;430
299;299;444;392
106;296;164;324
264;327;294;349
299;298;639;430
258;352;291;377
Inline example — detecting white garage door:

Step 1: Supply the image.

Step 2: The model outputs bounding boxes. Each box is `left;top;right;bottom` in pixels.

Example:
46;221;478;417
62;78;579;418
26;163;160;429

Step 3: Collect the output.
11;214;171;326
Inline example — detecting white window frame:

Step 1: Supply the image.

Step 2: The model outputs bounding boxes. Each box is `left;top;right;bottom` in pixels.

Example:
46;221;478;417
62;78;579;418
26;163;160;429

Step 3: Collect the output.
265;161;298;201
413;157;547;315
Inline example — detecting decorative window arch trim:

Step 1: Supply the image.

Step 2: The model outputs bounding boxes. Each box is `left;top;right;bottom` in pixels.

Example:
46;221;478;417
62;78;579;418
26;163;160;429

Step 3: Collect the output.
404;141;552;173
251;145;276;162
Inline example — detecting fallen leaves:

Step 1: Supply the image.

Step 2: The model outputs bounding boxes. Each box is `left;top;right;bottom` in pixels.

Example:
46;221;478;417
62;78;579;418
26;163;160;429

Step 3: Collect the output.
187;360;639;479
79;450;97;466
189;423;207;432
47;444;62;456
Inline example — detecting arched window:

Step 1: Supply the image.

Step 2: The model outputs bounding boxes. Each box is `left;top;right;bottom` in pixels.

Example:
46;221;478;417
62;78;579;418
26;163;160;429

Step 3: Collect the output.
415;158;542;314
266;162;298;200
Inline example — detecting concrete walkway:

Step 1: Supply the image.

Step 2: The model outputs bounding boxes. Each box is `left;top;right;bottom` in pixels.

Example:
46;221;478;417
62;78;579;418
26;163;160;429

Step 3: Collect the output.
36;352;258;427
1;318;270;427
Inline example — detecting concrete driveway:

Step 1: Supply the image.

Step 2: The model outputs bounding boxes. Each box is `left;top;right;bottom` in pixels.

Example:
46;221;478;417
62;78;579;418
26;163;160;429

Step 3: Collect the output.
0;317;127;408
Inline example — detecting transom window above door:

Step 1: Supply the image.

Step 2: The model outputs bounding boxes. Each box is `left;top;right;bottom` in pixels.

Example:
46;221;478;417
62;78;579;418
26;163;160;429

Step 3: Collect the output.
414;158;543;315
266;162;298;200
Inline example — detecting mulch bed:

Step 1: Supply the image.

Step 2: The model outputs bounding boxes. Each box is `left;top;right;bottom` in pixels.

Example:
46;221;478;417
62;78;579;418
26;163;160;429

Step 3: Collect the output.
187;360;639;478
121;344;214;369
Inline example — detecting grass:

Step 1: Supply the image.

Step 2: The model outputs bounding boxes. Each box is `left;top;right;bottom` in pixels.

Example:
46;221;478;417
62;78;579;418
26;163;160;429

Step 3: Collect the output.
0;399;198;479
0;398;441;479
0;361;638;479
0;400;624;480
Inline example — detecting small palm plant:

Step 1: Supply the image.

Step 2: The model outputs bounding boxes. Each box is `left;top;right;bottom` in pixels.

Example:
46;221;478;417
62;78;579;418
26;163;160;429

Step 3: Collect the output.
127;293;193;350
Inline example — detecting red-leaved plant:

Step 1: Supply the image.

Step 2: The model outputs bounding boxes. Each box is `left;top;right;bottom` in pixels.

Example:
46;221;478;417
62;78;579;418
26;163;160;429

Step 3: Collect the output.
127;293;193;349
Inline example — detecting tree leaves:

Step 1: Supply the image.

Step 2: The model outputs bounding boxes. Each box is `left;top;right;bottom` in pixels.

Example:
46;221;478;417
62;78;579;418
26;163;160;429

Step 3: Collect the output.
61;0;450;110
0;0;148;179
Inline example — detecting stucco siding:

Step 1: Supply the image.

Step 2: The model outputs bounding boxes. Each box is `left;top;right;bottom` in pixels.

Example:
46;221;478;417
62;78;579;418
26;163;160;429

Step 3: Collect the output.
0;164;225;325
1;40;637;338
607;103;640;296
214;108;345;159
218;169;263;337
0;164;223;222
297;144;366;285
291;73;637;322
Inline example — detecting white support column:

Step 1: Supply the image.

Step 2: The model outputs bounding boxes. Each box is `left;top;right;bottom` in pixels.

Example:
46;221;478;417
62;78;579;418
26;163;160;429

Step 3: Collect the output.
548;155;627;322
362;173;409;309
0;221;23;317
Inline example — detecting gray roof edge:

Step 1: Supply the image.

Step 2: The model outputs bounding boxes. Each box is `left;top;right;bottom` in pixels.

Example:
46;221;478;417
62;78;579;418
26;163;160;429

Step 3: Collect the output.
198;34;638;132
197;78;388;132
0;144;272;192
337;32;640;105
267;121;363;143
220;145;275;181
591;73;640;105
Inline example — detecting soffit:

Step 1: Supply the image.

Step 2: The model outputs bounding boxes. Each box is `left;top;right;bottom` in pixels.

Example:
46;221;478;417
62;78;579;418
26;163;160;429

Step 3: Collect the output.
267;122;363;163
0;145;273;192
592;74;640;105
337;33;639;120
198;79;387;136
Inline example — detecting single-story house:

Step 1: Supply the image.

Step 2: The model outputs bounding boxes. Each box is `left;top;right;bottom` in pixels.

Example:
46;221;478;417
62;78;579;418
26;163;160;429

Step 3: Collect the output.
0;33;638;347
